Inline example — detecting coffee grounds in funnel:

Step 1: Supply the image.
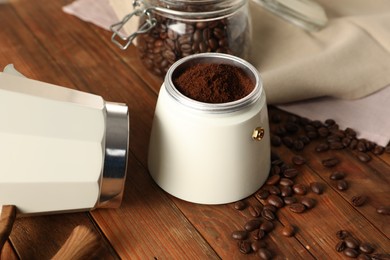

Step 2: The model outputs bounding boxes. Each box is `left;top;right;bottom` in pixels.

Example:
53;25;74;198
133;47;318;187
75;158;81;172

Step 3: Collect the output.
173;63;254;103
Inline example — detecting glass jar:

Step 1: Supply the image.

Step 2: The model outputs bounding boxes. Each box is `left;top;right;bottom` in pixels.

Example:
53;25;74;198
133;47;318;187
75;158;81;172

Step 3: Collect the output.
111;0;251;77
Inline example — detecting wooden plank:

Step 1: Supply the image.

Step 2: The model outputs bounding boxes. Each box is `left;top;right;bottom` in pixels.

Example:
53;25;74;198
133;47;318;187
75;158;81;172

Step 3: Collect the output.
1;241;19;260
92;154;218;259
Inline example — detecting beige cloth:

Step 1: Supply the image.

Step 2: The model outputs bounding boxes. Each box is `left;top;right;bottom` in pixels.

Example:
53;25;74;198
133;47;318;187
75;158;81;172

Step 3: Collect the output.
249;0;390;104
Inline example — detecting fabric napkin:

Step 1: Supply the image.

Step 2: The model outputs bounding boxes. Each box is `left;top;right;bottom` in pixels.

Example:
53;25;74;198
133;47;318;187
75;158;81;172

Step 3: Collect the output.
62;0;390;146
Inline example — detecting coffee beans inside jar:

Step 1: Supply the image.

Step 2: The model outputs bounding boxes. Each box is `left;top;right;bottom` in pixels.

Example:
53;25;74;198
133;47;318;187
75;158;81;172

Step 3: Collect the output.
134;0;251;77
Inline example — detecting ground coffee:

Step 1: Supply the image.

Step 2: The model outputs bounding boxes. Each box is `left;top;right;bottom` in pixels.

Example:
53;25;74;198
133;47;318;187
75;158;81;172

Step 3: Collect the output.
173;63;254;103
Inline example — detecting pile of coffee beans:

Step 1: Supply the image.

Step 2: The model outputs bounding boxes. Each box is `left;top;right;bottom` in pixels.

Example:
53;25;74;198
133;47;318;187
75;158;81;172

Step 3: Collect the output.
335;230;390;259
136;5;250;76
229;109;390;258
231;153;322;258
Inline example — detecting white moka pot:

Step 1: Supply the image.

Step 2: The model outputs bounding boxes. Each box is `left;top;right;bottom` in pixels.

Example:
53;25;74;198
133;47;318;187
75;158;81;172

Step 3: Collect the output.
148;53;271;204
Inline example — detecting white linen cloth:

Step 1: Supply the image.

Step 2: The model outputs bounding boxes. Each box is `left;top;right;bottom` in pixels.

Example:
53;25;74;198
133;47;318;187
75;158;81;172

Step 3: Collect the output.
62;0;390;146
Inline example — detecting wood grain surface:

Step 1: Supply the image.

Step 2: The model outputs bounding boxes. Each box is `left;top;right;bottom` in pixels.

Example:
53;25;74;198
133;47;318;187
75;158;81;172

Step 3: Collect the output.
0;0;389;259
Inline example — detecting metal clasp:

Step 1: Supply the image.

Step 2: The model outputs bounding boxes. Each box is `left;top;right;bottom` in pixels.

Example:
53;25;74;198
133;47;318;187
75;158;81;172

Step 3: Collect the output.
110;0;157;50
252;127;265;141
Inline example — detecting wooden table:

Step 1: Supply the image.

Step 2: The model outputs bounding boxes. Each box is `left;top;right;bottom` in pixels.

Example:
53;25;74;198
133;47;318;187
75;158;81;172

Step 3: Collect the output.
0;1;389;259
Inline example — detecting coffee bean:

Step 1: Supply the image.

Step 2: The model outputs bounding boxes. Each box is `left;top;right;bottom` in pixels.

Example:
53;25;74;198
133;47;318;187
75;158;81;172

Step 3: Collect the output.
376;206;390;215
268;185;281;195
318;127;329;137
258;248;273;260
300;197;316;209
244;219;261;231
261;208;275;221
281;224;295;237
371;253;390;259
256;190;269;200
359;242;375;254
356;152;372;163
267;195;284;208
238;240;252;254
280;186;293;197
253;229;266;240
344;236;360;249
335;240;346;252
337;179;349;191
373;145;384;155
336;230;350;240
271;135;282;146
289;203;306;213
232;230;248;240
316;143;329;152
282;136;294;148
283;196;298;205
343;248;359;258
279;178;294;187
292;183;307;195
322;157;340;167
349;139;358;150
293;140;305;150
330;141;344;150
330;171;346;180
260;220;274;233
357;141;367;152
234;200;246;210
263;204;277;213
310;182;324;194
270;113;282;123
351;195;367;207
249;205;262;218
357;254;371;260
385;145;390;153
266;174;281;185
251;240;267;252
325;119;336;126
283;168;299;178
292;155;307;165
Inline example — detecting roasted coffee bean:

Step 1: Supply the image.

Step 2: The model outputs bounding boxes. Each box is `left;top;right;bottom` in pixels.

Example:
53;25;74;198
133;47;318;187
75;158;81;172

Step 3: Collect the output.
345;127;357;137
336;230;350;240
343;248;359;258
256;190;270;200
357;141;367;152
359;242;375;254
289;203;306;213
270;113;282;123
310;182;324;194
275;126;287;136
342;137;352;147
300;197;316;209
283;196;298;205
280;186;293;197
316;143;329;152
327;135;341;143
266;174;281;185
318;127;329;137
258;248;273;260
293;139;305;150
261;208;275;221
371;253;390;259
260;220;274;233
251;240;267;252
244;219;261;231
330;171;346;180
356;152;372;163
322;157;340;167
335;240;346;252
283;168;299;178
231;230;248;240
285;122;299;133
330;141;344;150
292;155;307;165
292;183;307;195
376;206;390;215
344;236;360;249
337;179;349;191
268;185;281;195
373;145;385;155
271;165;281;175
357;254;371;260
271;135;282;146
385;145;390;153
325;118;336;126
351;195;367;207
249;205;262;218
279;178;294;187
238;240;252;254
267;194;284;208
349;139;358;149
307;131;318;139
281;224;295;237
263;204;277;213
234;200;246;210
253;229;266;240
282;136;294;148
